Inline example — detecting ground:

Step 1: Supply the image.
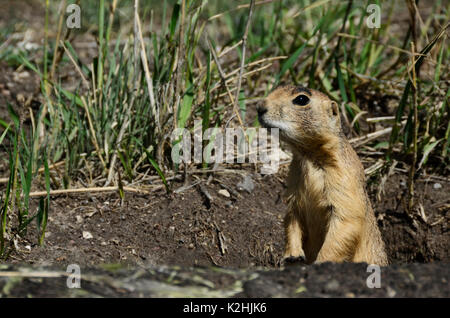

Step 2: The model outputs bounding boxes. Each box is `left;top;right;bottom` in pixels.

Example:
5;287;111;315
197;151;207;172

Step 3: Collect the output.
0;0;449;298
5;168;450;268
1;161;449;297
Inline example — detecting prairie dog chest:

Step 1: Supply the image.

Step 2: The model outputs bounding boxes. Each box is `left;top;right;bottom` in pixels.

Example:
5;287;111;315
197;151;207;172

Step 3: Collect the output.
286;158;331;212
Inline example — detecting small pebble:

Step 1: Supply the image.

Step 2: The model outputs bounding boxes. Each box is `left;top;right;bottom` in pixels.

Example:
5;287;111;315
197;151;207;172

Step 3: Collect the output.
325;279;340;291
218;189;231;198
387;286;397;298
82;231;93;239
76;215;83;223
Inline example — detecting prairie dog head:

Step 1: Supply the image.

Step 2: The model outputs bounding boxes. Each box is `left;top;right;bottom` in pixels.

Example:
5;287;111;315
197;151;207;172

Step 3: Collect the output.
257;85;341;153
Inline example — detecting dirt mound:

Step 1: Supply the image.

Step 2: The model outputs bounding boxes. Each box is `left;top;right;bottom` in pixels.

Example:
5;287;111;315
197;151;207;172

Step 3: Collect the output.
1;262;448;297
7;167;449;268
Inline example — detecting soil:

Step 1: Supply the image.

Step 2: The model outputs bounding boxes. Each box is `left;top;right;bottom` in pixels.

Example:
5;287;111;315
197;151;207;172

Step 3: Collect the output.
5;166;449;270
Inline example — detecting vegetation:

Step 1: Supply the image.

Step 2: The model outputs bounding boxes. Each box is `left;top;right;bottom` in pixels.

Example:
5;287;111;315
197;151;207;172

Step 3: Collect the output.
0;0;448;257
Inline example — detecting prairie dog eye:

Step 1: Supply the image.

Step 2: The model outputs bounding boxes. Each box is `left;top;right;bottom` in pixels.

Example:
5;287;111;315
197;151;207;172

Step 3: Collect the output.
292;94;310;106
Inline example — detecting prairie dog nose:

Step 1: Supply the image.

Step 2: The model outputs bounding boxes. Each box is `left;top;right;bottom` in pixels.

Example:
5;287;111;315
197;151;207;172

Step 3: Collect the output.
256;102;267;116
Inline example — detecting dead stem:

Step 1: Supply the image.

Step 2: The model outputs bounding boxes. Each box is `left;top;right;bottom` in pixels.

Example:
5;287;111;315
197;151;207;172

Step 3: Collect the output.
232;0;256;128
408;41;419;213
29;186;156;198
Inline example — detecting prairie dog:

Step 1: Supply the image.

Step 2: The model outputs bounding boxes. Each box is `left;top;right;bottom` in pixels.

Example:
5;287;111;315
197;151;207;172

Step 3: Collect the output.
257;85;388;266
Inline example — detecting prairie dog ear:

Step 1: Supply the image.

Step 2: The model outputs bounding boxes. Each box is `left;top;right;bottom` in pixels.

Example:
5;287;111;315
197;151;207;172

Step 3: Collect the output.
330;101;339;117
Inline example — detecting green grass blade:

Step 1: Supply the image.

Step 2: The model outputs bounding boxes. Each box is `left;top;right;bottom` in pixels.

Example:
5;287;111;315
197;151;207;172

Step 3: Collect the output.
145;149;170;193
177;82;194;128
38;155;50;246
0;124;10;144
169;2;181;42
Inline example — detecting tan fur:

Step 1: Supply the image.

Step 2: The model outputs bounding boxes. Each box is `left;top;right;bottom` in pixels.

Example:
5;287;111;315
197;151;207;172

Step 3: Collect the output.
258;85;388;265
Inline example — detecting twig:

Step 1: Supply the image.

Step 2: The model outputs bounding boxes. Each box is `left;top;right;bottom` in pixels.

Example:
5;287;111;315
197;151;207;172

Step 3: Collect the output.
417;203;427;223
349;120;406;147
214;221;228;256
406;0;418;65
222;56;287;79
395;167;450;183
133;0;140;90
210;63;274;94
430;217;445;226
135;5;158;131
174;180;201;194
366;116;407;123
218;40;242;58
228;64;275;85
198;183;213;205
178;0;188;186
207;39;241;125
232;0;255;128
28;186;155;198
337;33;425;57
408;41;419;213
0;35;13;52
173;0;186;130
350;111;367;128
350;127;391;146
188;168;246;175
0;271;69;278
208;0;274;21
364;160;385;176
60;40;90;88
49;0;66;81
292;0;332;18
